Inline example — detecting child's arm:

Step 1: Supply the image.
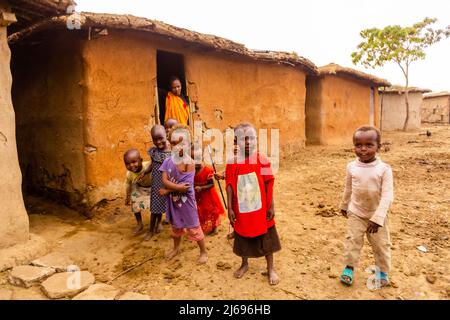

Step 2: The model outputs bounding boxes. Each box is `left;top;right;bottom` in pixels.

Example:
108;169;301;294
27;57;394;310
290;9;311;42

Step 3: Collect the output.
161;172;190;193
226;185;236;225
369;166;394;228
125;177;132;205
264;179;275;220
340;164;352;217
137;162;152;181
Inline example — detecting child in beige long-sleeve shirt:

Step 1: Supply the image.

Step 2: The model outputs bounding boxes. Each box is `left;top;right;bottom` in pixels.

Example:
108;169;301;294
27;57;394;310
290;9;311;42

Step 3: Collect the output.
339;126;394;287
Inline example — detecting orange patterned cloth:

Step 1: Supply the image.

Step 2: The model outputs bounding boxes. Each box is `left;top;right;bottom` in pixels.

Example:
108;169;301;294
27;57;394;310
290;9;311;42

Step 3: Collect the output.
165;91;190;125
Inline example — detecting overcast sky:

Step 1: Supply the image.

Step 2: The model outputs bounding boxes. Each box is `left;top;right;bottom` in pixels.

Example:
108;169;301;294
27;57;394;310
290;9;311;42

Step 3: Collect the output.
75;0;450;92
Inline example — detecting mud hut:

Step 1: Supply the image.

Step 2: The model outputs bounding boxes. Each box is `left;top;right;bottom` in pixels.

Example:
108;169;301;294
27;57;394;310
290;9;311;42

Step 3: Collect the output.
421;92;450;124
8;12;318;212
379;86;431;131
1;0;75;249
305;63;390;145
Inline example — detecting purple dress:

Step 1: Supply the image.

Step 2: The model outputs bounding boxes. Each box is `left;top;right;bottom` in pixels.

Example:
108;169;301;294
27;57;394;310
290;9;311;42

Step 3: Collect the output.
159;157;200;229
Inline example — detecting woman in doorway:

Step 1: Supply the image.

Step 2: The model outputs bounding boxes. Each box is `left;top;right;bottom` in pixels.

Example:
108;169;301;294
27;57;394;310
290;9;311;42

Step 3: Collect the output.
165;76;190;126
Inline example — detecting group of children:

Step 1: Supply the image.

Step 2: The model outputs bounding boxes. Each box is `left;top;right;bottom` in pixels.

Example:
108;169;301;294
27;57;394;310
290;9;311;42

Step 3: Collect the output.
124;117;394;287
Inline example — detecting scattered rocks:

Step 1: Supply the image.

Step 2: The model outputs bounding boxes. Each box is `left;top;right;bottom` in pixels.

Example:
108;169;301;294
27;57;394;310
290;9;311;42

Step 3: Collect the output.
41;271;95;299
31;252;73;272
317;204;325;209
0;289;13;300
9;265;55;288
426;275;436;284
216;261;232;271
328;274;337;279
72;283;119;300
316;209;337;218
116;292;151;300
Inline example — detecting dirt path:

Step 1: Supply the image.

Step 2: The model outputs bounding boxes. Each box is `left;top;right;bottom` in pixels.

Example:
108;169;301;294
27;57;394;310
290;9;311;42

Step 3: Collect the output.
1;125;449;300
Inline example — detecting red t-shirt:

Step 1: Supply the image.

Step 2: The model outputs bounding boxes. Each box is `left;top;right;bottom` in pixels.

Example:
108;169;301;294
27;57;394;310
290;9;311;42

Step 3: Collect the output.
225;152;275;238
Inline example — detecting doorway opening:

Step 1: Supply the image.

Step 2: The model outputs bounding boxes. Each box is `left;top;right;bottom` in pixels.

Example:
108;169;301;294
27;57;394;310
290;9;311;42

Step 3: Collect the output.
156;50;187;125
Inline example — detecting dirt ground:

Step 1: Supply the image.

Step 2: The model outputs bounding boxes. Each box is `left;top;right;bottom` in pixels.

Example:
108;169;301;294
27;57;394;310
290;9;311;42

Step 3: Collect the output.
1;125;449;300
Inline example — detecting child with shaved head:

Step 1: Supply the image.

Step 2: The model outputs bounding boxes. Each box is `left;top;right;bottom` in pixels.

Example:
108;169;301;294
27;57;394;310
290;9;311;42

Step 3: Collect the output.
124;149;152;235
138;124;172;240
339;125;394;288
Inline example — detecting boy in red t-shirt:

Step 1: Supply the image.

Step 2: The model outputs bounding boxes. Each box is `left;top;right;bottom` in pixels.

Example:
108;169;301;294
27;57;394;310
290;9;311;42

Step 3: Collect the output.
225;123;281;285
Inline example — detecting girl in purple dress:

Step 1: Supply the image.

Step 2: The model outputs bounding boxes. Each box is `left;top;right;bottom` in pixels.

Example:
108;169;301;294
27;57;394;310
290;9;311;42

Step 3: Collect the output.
159;124;208;265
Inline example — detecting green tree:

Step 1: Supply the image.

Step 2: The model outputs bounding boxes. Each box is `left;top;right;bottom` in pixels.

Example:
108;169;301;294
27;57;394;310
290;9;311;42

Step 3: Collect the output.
352;18;450;131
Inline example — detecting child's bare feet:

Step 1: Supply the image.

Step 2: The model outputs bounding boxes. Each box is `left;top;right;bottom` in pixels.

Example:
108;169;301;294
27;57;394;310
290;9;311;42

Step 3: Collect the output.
133;224;144;236
226;231;235;240
197;252;208;265
166;248;181;260
143;231;153;241
156;223;163;233
234;264;249;279
268;269;279;285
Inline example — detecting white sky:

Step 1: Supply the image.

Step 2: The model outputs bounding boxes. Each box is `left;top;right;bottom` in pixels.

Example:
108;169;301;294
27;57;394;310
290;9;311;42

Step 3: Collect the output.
75;0;450;92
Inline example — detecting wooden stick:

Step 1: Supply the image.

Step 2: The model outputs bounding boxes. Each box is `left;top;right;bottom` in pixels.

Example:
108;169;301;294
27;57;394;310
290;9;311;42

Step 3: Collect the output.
108;255;155;284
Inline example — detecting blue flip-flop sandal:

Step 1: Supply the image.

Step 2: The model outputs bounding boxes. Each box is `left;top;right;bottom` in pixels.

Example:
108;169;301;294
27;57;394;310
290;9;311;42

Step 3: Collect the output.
377;271;390;287
340;267;354;286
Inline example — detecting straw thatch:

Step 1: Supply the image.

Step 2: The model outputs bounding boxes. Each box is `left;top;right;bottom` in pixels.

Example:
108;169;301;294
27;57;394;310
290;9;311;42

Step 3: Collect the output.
8;12;318;75
8;0;75;33
423;91;450;99
318;63;391;87
379;85;431;94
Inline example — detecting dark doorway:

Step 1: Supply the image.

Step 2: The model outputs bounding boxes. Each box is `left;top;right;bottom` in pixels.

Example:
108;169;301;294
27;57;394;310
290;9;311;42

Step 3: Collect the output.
156;50;187;125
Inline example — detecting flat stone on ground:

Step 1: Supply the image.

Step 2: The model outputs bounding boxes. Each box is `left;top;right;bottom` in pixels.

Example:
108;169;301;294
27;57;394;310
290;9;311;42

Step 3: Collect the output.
41;271;95;299
116;292;151;300
72;283;119;300
9;265;55;288
31;252;73;272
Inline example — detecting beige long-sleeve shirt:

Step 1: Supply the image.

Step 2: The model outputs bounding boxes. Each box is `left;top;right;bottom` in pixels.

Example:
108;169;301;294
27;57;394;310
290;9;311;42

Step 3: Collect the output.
340;158;394;227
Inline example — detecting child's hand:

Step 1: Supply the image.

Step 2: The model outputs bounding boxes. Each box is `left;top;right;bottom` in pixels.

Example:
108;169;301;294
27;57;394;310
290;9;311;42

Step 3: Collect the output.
136;172;145;182
267;206;275;221
214;173;225;180
178;183;190;193
341;209;348;218
228;208;236;224
367;221;380;233
195;186;202;193
125;195;131;206
159;188;170;196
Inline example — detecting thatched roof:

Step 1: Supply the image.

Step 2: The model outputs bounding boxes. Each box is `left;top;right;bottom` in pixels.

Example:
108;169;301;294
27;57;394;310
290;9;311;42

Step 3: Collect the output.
423;91;450;99
7;12;318;75
8;0;75;34
318;63;391;87
379;85;431;94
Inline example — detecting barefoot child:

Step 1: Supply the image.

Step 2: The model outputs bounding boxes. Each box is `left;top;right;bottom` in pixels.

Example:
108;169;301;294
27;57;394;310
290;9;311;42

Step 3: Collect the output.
138;125;171;240
340;126;394;287
124;149;151;235
159;124;208;264
226;123;281;285
192;144;225;235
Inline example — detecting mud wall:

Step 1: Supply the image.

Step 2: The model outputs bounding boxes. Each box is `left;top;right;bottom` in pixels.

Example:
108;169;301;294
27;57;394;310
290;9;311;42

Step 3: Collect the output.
0;3;29;248
306;75;379;145
421;96;450;124
81;30;307;205
381;92;423;131
11;31;86;207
